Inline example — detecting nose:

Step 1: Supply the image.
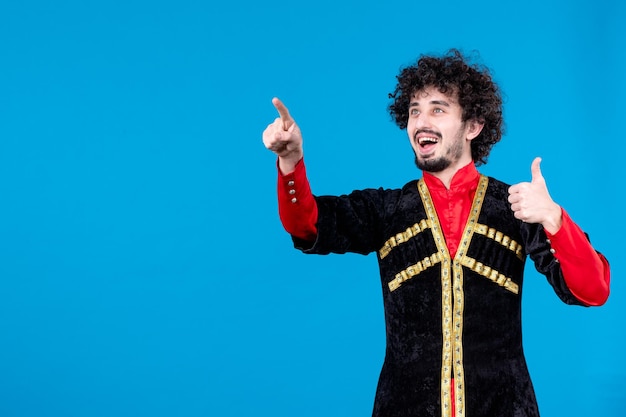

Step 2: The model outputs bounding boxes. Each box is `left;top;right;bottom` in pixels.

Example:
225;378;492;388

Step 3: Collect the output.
412;112;431;130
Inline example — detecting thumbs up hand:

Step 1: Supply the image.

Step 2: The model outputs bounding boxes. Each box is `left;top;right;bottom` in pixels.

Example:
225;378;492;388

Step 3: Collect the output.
508;157;563;234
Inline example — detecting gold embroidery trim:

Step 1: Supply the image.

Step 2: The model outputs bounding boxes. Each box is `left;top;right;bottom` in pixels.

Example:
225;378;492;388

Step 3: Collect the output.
472;223;524;260
379;219;432;259
448;175;488;416
387;252;443;291
459;256;519;294
417;179;454;417
415;176;516;416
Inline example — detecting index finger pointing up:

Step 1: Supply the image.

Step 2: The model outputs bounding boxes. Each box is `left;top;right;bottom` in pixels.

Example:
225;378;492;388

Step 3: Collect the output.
272;97;294;131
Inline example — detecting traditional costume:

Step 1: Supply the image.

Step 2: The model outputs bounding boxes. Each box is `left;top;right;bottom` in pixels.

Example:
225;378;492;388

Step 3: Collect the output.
276;160;610;417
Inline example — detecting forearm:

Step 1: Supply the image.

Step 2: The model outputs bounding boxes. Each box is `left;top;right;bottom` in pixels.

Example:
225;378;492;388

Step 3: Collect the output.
277;158;318;241
546;209;610;306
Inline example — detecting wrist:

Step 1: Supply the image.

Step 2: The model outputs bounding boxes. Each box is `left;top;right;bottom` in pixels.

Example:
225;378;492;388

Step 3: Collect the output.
542;204;563;234
278;152;303;175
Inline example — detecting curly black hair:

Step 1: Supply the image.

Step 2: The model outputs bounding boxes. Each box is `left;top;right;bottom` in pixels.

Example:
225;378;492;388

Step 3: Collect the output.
388;49;504;166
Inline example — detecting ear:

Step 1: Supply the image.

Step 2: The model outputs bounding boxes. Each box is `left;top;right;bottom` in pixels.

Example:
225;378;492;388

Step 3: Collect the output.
466;120;485;141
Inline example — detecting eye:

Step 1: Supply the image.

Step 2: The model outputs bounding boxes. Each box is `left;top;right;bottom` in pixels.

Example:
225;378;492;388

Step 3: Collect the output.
410;108;420;116
433;108;444;114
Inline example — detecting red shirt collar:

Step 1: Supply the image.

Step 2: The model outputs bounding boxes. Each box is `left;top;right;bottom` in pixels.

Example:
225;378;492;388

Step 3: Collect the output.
422;162;480;191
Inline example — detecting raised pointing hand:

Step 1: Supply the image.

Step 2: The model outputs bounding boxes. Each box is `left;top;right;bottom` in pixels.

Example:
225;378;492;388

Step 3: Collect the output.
507;157;562;233
262;98;303;174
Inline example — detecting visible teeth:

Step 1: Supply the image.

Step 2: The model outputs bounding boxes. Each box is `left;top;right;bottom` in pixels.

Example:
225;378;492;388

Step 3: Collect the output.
418;137;438;145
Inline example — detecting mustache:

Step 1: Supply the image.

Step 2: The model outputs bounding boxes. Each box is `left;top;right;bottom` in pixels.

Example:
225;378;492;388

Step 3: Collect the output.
414;129;442;140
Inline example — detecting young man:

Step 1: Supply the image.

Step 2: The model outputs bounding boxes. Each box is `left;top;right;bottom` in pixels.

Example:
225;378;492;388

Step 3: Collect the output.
262;49;610;417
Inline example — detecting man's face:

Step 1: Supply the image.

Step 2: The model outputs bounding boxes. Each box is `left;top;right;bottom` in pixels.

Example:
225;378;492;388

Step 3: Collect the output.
407;86;482;174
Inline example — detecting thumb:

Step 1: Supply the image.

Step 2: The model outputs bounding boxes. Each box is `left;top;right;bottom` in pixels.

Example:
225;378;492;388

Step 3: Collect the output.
530;157;543;183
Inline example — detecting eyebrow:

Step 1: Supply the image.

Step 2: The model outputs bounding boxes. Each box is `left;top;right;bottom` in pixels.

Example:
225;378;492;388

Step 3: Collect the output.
409;99;452;107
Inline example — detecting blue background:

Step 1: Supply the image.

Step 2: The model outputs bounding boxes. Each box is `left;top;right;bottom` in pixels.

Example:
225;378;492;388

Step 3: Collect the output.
0;0;624;416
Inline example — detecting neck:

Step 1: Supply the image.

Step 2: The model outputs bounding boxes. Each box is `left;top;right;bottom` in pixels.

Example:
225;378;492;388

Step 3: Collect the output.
430;171;456;189
426;158;474;189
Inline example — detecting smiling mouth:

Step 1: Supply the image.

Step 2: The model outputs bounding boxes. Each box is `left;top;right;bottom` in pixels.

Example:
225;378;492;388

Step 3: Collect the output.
417;136;438;147
414;131;441;152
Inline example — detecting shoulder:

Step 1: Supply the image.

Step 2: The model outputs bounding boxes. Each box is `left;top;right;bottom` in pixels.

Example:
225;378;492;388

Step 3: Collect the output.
485;176;511;200
341;180;418;199
401;179;420;193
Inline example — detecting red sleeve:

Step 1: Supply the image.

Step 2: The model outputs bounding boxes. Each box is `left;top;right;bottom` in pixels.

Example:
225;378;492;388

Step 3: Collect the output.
277;158;318;241
545;209;610;306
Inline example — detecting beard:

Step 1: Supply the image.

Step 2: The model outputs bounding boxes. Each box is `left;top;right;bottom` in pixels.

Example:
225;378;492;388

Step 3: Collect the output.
414;125;466;173
415;155;452;172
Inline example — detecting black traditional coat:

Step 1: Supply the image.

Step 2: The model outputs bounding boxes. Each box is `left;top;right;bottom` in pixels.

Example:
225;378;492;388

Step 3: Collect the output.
293;175;586;417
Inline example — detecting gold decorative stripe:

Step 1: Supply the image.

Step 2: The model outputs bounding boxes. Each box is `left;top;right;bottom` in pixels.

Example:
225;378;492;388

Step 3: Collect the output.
452;259;466;417
387;252;443;291
460;256;519;294
472;224;524;260
379;219;432;259
447;175;488;417
417;179;454;417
